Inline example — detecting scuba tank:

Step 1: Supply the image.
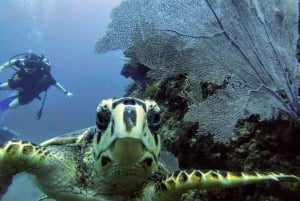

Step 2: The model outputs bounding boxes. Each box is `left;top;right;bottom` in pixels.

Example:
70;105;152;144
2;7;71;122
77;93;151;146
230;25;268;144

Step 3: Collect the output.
9;53;50;73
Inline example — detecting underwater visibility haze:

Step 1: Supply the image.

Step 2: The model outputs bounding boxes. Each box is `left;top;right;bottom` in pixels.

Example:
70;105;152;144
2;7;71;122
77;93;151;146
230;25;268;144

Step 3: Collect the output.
0;0;127;142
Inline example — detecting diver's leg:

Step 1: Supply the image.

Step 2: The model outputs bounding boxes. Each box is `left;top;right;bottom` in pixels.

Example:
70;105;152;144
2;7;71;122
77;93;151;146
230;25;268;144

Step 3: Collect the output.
8;98;20;109
0;96;17;111
0;82;11;90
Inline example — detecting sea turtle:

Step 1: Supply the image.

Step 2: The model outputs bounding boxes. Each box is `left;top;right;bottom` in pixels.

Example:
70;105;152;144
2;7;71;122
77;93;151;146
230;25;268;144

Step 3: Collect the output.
0;97;298;201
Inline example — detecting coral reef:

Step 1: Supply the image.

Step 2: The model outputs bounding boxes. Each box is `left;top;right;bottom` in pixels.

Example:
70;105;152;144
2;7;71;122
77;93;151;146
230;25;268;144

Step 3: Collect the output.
123;56;300;201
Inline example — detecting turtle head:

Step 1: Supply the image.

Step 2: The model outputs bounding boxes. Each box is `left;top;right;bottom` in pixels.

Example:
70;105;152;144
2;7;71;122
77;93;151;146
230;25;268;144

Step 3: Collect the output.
93;97;162;188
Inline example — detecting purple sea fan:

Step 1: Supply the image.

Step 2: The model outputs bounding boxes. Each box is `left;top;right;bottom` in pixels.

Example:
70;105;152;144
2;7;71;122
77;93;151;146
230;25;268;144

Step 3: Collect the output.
95;0;300;143
184;0;300;143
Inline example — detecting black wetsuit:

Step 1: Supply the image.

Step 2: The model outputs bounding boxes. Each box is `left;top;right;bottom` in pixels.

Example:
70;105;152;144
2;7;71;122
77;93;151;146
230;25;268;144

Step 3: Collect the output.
8;59;56;105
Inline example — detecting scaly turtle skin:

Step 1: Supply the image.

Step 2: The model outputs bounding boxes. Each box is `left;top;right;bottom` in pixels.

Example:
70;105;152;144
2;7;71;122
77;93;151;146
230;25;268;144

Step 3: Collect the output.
0;97;298;201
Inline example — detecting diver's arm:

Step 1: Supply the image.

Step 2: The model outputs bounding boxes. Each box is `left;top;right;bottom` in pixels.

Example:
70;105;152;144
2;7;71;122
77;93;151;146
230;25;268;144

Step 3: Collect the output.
0;59;25;72
54;82;73;97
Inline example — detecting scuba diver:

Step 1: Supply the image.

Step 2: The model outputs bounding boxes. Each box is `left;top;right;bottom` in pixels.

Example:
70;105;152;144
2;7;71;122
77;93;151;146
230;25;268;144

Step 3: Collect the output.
0;126;19;146
0;53;73;118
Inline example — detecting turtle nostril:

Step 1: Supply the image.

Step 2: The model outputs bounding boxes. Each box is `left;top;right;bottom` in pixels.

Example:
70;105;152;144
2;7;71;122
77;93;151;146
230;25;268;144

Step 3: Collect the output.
143;158;153;167
101;156;111;166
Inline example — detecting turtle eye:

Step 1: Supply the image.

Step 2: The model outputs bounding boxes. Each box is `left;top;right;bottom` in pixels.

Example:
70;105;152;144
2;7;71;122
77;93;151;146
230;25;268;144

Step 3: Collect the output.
147;109;161;132
96;106;111;131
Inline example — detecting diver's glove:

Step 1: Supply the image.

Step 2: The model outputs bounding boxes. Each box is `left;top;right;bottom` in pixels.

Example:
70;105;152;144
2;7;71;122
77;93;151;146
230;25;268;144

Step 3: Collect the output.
65;91;73;97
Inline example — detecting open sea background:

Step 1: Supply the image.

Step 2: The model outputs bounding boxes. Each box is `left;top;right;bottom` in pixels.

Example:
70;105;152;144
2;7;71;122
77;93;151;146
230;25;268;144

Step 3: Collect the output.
0;0;127;200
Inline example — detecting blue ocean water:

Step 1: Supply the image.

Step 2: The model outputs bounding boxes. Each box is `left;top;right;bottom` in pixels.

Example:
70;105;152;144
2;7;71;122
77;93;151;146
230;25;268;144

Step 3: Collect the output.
0;0;126;200
0;0;127;142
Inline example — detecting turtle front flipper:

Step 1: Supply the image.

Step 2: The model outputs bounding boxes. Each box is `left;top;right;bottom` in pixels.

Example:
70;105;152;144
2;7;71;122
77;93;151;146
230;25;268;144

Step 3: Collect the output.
0;140;47;198
155;169;299;201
